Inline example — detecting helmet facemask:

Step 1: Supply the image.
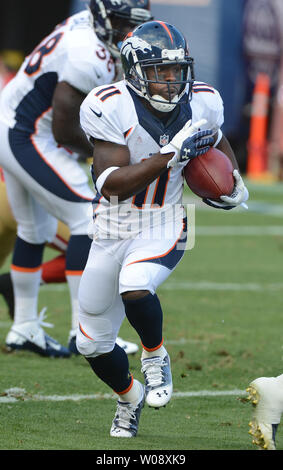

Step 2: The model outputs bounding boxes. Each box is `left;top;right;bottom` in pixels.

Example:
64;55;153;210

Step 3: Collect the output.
124;46;194;112
121;21;195;112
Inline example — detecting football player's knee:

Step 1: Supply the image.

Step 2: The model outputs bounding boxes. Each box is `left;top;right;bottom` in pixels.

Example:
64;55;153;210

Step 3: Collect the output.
78;269;116;315
119;263;155;294
76;316;115;357
69;219;90;236
17;219;57;244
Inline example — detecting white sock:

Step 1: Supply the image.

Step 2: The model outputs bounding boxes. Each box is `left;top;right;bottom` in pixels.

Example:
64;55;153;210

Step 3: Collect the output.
141;344;167;360
66;274;81;332
11;268;42;325
119;379;143;404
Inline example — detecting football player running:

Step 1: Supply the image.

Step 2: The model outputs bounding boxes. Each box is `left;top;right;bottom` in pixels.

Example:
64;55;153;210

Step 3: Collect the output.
0;0;152;358
0;174;138;356
78;20;249;437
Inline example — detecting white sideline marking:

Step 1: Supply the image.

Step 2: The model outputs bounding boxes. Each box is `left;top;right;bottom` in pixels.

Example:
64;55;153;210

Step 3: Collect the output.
196;226;283;236
160;281;283;292
0;387;246;404
39;281;283;293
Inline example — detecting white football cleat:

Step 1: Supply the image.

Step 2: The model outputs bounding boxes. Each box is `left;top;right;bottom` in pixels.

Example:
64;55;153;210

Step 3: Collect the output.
5;309;70;358
141;353;173;408
116;337;139;355
247;376;283;450
110;380;145;438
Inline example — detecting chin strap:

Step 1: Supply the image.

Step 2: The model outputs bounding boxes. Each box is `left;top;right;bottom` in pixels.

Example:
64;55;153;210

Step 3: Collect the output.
149;95;179;113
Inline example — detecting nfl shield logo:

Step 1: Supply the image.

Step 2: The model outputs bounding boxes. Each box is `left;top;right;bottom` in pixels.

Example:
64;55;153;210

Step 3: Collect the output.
160;134;169;146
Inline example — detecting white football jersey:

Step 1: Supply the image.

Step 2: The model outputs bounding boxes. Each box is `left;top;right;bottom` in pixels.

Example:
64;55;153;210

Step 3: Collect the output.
0;10;115;134
80;80;224;239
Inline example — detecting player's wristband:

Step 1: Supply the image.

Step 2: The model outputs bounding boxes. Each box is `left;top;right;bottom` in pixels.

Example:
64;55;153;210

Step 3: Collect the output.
95;166;120;194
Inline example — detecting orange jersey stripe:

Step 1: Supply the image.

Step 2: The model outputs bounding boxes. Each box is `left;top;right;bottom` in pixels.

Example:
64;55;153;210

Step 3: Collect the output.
151;168;171;208
31;108;93;202
79;323;93;340
124;127;133;139
131;183;150;209
126;220;185;266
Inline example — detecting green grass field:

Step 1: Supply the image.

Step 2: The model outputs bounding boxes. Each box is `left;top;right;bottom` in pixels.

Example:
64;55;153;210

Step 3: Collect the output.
1;179;283;451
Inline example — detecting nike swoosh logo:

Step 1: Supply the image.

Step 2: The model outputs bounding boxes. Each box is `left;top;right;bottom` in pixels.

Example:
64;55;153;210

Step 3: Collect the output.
90;107;102;118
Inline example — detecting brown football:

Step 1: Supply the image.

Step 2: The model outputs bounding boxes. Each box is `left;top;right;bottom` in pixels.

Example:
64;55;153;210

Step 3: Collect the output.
184;147;234;200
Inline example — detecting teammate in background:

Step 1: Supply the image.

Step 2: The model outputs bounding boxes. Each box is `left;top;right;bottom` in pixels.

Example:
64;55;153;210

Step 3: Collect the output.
0;165;70;317
247;375;283;450
78;20;249;437
0;0;152;358
0;172;138;355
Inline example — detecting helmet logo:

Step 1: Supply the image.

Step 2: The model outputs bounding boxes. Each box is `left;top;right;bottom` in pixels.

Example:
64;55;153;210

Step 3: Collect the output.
121;36;152;60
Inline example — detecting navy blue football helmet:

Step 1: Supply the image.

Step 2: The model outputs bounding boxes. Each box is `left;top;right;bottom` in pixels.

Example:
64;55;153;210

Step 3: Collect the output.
89;0;153;58
120;20;195;112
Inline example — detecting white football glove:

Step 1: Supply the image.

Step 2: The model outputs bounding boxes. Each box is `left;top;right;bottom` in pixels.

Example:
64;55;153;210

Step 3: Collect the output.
160;119;214;168
204;169;249;210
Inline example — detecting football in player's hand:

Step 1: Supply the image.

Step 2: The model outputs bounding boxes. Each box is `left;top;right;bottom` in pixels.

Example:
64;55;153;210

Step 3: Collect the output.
184;147;234;200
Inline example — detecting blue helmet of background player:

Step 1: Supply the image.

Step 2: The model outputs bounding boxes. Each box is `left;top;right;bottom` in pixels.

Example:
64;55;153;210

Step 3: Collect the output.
89;0;153;58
